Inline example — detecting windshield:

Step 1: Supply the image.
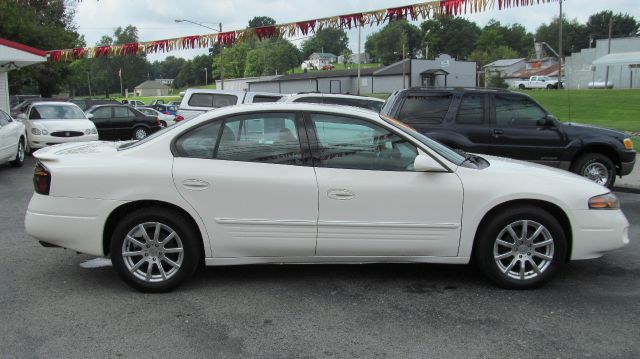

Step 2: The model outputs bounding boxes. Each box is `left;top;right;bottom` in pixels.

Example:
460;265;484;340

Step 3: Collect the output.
380;115;466;165
31;105;85;120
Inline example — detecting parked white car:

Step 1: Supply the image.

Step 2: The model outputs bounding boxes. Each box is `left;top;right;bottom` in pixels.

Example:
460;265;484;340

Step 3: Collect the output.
16;102;98;151
25;103;629;292
515;76;563;90
177;89;283;121
280;93;385;112
136;107;178;127
0;108;26;167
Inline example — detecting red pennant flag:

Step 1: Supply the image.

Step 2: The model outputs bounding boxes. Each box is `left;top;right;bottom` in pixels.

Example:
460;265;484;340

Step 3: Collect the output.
339;13;364;29
72;47;85;59
95;46;111;57
296;20;316;35
122;42;139;56
255;26;277;41
217;31;236;47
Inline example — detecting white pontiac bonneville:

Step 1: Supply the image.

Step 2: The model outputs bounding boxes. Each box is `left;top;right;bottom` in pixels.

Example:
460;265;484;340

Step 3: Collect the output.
25;103;629;292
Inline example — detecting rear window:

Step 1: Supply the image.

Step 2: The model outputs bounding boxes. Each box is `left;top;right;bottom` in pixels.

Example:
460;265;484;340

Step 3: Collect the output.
188;93;238;108
397;94;453;125
252;95;281;103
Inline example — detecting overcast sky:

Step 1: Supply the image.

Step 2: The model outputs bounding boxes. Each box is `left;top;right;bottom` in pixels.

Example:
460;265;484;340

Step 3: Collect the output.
73;0;640;62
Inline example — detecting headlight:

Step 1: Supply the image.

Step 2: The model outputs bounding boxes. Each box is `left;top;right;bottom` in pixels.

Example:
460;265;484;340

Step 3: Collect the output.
588;193;620;210
31;128;43;135
85;129;92;135
91;128;98;134
623;138;634;150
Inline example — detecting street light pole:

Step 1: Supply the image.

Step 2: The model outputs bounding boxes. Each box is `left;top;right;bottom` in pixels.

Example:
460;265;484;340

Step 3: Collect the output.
174;19;222;89
203;67;208;86
559;0;563;88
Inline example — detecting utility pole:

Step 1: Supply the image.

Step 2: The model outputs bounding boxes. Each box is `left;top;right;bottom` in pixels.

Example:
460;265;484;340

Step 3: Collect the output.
604;16;613;88
558;0;563;88
357;24;361;95
86;70;92;98
204;67;208;86
119;68;123;97
219;22;224;90
402;43;407;89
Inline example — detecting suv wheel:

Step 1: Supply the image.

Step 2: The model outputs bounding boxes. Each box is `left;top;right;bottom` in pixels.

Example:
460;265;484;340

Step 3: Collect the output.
475;206;566;289
110;207;201;292
571;153;616;188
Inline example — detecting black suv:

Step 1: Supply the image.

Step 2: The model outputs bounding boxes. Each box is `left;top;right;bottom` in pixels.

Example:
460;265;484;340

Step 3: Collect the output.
381;87;636;188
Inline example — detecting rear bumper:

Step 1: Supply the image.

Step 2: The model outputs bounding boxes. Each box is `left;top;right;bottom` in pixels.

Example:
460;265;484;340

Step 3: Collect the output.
25;194;126;256
570;209;630;260
619;153;636;176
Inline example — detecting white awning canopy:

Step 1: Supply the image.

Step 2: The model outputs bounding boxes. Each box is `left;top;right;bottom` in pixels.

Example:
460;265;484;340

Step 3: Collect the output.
592;52;640;67
0;38;46;73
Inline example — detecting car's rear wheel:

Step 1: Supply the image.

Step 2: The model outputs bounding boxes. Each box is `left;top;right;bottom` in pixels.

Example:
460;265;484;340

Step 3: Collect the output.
571;153;616;188
475;205;567;289
110;207;201;292
10;138;25;167
160;120;167;128
133;127;149;140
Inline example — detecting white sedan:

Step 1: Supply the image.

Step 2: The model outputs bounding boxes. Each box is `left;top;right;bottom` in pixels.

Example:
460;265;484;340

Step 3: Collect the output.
16;102;98;151
136;107;178;127
0;108;26;167
25;103;629;292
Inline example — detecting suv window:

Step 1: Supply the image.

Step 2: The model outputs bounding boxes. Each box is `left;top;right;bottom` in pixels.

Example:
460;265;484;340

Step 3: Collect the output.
456;94;485;125
310;113;418;171
175;121;222;159
495;95;546;127
188;93;238;108
397;94;453;125
216;113;303;166
253;95;281;103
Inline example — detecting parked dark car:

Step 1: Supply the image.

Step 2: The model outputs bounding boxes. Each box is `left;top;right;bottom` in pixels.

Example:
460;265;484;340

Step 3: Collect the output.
381;87;636;188
69;99;120;111
85;104;162;140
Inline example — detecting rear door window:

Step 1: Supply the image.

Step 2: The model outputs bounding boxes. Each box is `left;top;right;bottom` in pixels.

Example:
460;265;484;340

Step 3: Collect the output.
174;121;222;159
92;107;112;119
397;94;453;125
456;94;485;125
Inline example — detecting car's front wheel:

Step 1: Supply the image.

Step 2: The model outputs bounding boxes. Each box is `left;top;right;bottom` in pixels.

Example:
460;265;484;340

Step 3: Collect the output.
571;153;616;188
475;206;567;289
110;207;201;292
10;138;25;167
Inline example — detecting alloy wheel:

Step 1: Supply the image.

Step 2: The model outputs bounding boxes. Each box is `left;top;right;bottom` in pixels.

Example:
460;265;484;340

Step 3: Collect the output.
121;222;184;283
18;141;24;162
134;128;148;140
583;162;609;186
493;220;555;281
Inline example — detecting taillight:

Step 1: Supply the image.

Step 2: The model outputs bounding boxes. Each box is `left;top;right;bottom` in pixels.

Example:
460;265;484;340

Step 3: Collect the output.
162;111;169;115
174;115;184;122
33;161;51;195
156;117;161;126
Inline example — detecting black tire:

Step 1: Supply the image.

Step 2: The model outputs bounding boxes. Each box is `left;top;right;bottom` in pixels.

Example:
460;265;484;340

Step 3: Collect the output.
518;84;526;90
9;138;25;167
475;205;567;289
110;207;202;293
571;153;616;188
546;84;554;90
132;126;149;140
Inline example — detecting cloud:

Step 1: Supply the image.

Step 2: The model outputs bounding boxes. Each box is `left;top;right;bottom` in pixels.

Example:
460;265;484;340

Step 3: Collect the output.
72;0;640;61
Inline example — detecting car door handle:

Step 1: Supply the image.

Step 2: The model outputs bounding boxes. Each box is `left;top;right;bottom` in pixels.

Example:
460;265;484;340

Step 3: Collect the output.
182;179;210;191
327;189;355;200
493;129;504;138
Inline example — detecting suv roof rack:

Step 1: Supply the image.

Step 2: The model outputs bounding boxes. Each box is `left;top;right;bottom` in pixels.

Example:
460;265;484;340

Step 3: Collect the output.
406;86;511;93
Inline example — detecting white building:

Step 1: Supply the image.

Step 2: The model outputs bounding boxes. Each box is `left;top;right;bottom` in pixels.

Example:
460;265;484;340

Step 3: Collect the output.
304;52;338;70
0;38;46;113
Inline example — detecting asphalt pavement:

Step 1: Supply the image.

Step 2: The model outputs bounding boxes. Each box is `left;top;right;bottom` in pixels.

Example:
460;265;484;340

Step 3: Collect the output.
1;156;638;358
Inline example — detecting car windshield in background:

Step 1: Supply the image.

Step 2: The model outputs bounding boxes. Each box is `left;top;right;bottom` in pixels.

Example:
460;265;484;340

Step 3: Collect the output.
380;115;465;166
30;105;85;120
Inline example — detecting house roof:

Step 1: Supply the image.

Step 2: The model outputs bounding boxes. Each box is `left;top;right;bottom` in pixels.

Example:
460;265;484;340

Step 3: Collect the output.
134;80;171;90
506;64;560;79
484;58;526;68
310;52;337;58
421;69;449;75
593;51;640;66
0;38;47;72
253;68;380;82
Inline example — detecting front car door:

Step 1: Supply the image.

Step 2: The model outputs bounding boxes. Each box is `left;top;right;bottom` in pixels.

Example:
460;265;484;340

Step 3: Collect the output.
306;112;464;257
172;111;319;258
89;106;113;139
488;93;566;165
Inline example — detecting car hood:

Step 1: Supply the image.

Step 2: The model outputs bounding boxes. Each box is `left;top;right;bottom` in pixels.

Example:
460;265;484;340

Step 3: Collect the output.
560;121;628;140
30;119;95;131
32;141;127;161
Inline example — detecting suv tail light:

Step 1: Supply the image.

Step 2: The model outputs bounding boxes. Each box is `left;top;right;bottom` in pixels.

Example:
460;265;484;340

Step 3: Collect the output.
174;115;184;122
33;161;51;195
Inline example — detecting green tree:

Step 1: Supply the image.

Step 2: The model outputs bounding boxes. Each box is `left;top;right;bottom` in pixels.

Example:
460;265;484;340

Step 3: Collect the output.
469;46;519;67
248;16;276;28
301;28;349;59
536;17;589;56
0;0;81;96
420;17;481;59
365;20;421;65
341;48;353;65
586;11;639;41
244;39;301;77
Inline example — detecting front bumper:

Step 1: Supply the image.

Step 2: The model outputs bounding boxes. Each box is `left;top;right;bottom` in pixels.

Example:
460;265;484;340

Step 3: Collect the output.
619;153;636;176
29;134;99;149
25;194;126;256
570;209;630;260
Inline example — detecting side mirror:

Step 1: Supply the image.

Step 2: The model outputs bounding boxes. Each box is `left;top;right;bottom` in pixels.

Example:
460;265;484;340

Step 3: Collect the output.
16;113;27;121
414;154;446;172
86;113;94;119
537;114;556;127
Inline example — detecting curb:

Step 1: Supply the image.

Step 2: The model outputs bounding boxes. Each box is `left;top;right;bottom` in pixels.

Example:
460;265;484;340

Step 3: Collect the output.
613;186;640;195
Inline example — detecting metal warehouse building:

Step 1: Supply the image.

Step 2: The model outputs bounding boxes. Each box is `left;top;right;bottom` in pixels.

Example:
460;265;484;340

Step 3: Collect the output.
248;54;477;95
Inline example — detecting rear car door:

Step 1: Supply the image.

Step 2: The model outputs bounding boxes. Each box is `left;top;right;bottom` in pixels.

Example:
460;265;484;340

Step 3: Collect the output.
172;112;319;258
488;93;566;164
307;112;463;257
112;106;134;138
448;93;491;154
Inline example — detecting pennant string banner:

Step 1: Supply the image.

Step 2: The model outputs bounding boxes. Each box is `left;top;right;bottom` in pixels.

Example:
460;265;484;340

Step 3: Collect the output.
46;0;558;61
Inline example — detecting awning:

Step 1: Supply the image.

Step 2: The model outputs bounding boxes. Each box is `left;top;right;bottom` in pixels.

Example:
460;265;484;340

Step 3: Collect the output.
0;38;46;73
592;52;640;67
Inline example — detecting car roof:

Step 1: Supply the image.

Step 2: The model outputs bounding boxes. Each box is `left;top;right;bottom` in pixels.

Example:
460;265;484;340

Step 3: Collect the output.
183;88;248;96
32;101;80;107
282;93;385;102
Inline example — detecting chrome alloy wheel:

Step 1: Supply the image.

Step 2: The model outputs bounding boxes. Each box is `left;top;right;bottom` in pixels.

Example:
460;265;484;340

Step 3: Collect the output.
583;162;609;186
493;220;555;281
17;141;24;162
122;222;184;283
134;128;148;140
